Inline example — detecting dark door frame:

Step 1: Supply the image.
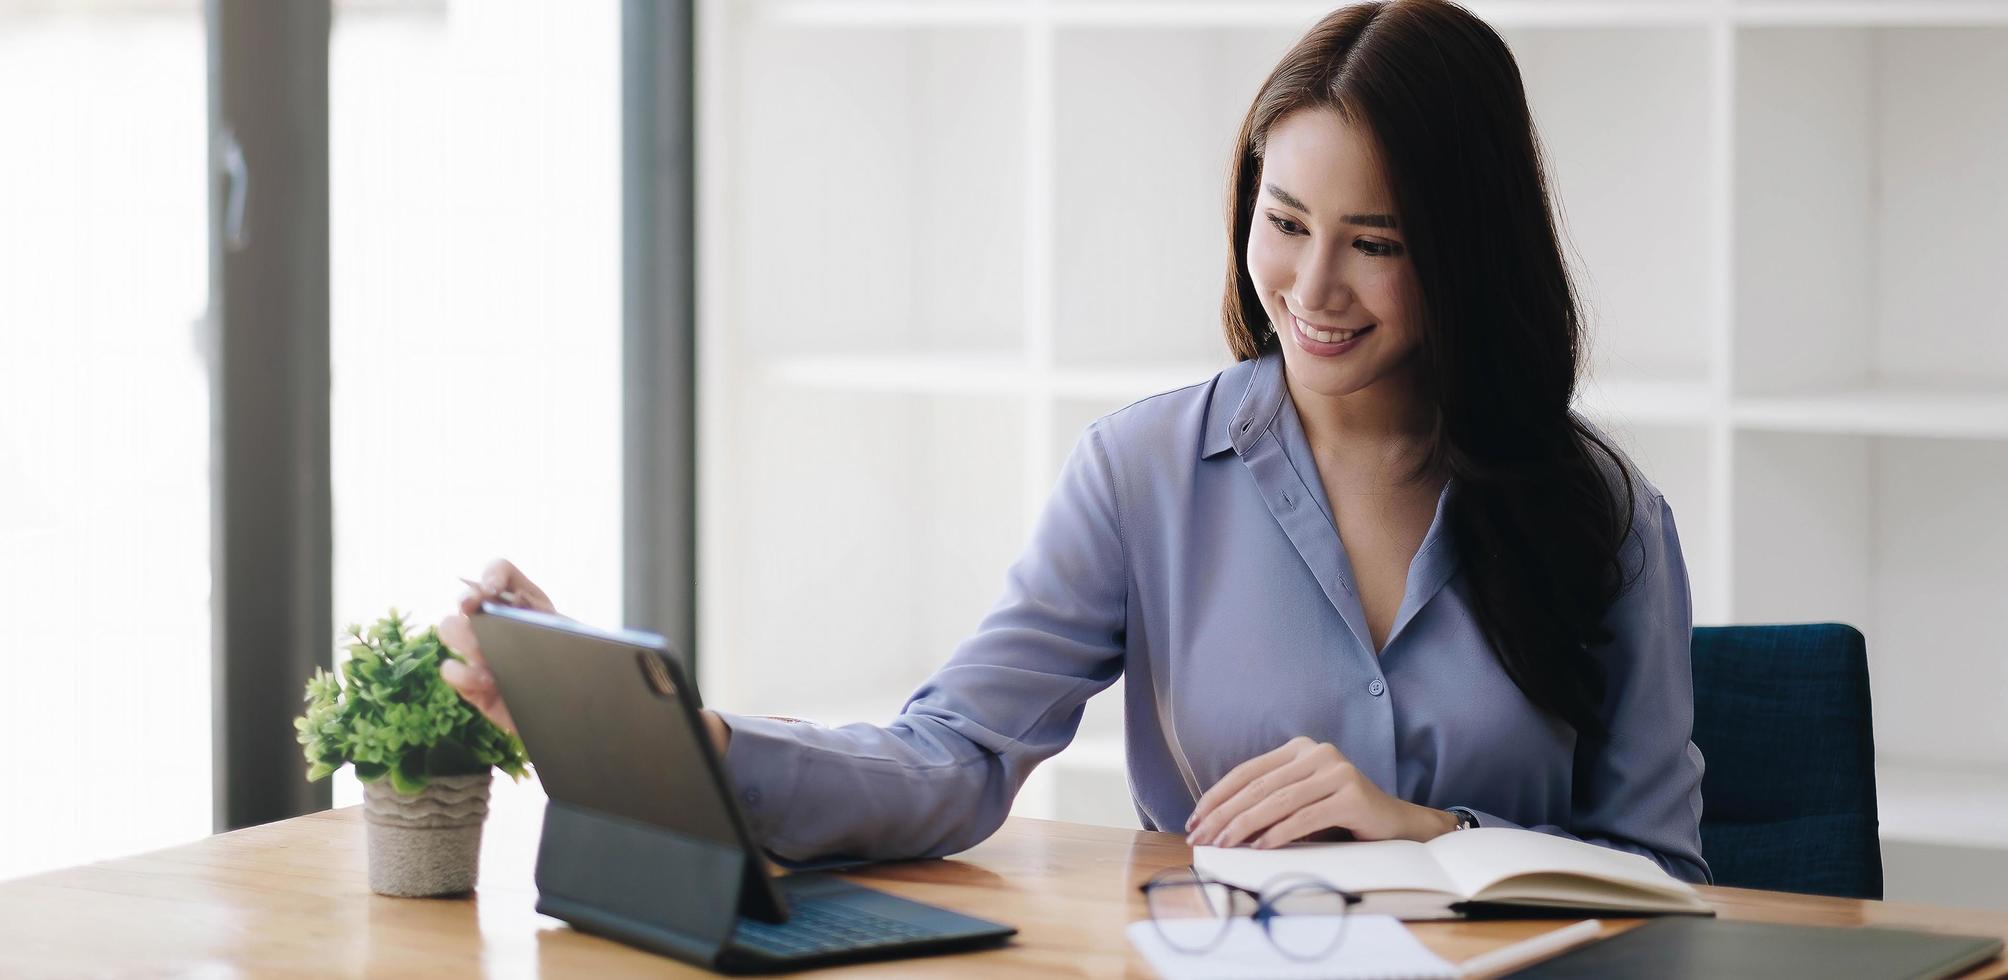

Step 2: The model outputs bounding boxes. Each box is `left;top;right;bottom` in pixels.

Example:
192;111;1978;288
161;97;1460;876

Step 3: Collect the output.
206;0;697;828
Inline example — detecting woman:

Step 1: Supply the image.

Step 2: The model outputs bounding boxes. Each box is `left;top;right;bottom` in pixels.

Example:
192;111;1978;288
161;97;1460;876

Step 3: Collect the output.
441;0;1710;883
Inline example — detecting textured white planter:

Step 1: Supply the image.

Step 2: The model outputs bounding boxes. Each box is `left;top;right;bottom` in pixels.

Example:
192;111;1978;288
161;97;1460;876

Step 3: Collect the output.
361;771;493;898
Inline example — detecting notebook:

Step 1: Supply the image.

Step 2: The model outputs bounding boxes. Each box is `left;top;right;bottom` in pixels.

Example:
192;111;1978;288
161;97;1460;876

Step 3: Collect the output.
1126;914;1457;979
1193;827;1711;920
1501;916;2004;979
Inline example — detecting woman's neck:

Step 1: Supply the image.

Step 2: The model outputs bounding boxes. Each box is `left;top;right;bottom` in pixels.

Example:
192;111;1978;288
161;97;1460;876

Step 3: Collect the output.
1285;363;1439;491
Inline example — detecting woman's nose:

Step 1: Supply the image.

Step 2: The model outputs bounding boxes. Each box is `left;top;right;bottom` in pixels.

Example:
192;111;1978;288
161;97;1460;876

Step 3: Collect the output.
1291;252;1354;319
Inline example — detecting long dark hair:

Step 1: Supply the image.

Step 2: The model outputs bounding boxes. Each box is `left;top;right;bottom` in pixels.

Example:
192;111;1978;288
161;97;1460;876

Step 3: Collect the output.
1220;0;1639;739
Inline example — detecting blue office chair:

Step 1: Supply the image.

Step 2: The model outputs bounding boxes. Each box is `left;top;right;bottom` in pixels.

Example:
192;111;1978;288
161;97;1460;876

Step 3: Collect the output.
1690;623;1883;899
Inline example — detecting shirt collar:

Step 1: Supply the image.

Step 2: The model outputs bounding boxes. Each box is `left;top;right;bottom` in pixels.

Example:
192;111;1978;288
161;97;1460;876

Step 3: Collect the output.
1200;348;1289;459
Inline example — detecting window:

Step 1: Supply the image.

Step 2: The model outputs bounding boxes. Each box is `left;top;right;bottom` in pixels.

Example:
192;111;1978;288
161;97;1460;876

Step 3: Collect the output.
0;0;210;879
327;0;622;807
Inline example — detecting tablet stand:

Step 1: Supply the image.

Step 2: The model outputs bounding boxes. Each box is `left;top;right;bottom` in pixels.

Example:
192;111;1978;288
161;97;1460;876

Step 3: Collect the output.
529;799;777;970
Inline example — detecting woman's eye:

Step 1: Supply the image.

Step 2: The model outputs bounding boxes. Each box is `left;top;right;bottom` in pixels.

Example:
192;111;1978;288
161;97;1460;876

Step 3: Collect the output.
1264;214;1306;236
1354;238;1403;257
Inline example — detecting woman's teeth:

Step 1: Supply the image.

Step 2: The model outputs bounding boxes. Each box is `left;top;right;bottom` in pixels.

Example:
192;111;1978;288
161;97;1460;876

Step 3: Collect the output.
1298;316;1371;344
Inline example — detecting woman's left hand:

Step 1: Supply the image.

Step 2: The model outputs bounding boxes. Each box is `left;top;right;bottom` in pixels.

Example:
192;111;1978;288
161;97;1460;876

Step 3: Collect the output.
1185;736;1454;848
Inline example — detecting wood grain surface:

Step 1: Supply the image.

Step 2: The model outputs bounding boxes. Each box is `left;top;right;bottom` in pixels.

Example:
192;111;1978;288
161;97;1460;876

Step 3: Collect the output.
1;777;2001;978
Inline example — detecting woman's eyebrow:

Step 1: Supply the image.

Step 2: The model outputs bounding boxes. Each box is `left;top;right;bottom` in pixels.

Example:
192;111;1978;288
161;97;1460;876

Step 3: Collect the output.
1262;183;1398;229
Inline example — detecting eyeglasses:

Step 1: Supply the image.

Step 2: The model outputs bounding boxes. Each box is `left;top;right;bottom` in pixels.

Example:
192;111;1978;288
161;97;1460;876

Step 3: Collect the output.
1139;865;1364;961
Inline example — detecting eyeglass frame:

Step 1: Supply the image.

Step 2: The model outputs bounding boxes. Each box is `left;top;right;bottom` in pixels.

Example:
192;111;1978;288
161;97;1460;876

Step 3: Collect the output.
1137;865;1366;961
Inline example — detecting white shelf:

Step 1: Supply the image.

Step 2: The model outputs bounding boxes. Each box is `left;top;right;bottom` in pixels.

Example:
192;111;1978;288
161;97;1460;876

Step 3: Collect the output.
757;0;2008;28
765;352;1725;425
755;1;1726;29
1057;1;1715;28
757;0;2008;30
761;352;1225;401
1733;386;2008;439
1576;376;1718;426
1734;1;2008;26
754;1;1020;27
1878;763;2008;849
761;352;1040;396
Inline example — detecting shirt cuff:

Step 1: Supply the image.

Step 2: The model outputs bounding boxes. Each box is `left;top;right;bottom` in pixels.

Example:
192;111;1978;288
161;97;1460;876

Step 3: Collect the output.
713;710;814;857
1458;807;1515;831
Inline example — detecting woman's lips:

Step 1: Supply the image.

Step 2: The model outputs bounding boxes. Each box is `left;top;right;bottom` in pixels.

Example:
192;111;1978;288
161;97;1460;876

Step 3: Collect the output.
1292;313;1374;355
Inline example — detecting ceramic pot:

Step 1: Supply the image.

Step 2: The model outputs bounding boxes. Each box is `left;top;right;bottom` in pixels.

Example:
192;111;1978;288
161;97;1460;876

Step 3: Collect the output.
361;771;492;897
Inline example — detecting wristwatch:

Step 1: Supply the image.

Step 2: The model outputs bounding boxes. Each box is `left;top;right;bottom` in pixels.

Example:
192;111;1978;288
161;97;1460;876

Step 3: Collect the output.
1447;806;1480;832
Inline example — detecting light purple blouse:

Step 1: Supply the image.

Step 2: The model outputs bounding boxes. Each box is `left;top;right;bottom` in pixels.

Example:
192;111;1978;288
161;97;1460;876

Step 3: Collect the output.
717;350;1711;883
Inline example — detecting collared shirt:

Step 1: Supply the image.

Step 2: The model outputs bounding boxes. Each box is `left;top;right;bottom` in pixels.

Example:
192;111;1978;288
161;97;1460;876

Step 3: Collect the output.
718;350;1711;883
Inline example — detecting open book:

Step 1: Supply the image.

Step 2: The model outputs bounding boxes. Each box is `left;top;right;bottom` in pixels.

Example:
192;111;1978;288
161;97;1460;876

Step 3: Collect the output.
1193;827;1712;921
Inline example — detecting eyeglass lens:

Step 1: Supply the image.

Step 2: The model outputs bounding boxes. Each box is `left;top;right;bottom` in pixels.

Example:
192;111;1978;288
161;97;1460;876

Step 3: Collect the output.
1261;878;1352;960
1145;868;1244;953
1145;869;1350;961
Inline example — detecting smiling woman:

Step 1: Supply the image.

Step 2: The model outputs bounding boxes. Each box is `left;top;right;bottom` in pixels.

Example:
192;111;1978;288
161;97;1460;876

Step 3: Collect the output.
442;0;1708;885
1220;0;1639;746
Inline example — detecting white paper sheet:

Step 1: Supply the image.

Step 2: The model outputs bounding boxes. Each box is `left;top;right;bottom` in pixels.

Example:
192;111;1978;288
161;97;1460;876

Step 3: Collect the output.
1127;914;1457;980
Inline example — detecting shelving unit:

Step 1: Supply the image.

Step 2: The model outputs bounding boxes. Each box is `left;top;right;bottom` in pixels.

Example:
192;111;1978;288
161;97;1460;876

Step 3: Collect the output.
698;0;2008;908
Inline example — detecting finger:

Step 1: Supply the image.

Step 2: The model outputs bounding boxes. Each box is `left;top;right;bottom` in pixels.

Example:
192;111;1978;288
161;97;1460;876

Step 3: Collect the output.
1192;739;1328;835
437;613;488;669
439;656;476;694
438;655;515;734
1192;753;1323;846
513;576;553;612
1189;756;1288;842
1252;795;1350;850
1188;737;1309;832
479;685;516;734
1191;751;1318;844
480;558;522;594
1215;773;1342;849
479;558;556;613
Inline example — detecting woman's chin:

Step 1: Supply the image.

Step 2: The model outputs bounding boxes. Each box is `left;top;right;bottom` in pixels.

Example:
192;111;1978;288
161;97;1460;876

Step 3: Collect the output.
1281;350;1372;398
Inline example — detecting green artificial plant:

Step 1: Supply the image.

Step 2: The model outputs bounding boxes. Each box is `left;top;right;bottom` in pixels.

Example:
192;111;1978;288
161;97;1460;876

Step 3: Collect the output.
295;609;529;794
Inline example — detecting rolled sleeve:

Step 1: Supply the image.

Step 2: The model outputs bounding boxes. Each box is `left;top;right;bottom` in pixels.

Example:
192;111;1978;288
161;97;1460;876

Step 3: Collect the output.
1459;491;1711;885
714;422;1131;864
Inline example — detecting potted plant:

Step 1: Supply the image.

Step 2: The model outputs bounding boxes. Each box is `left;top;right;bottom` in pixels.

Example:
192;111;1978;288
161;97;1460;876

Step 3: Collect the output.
295;609;529;897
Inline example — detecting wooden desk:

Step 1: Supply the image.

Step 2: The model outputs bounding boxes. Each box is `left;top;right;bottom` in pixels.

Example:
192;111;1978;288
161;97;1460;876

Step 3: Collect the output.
3;778;2004;977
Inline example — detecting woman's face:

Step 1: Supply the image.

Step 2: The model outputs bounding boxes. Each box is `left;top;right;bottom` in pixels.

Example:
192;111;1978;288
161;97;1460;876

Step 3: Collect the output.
1246;107;1423;401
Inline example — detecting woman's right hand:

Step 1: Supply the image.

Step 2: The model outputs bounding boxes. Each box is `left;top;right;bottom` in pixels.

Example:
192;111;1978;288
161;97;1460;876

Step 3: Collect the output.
438;558;555;735
437;558;734;754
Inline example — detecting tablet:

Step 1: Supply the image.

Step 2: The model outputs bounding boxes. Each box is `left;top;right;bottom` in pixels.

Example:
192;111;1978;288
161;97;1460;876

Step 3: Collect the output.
468;603;1015;972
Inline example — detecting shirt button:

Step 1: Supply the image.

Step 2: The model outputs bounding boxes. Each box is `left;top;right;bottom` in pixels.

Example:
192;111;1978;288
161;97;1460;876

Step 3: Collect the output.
742;788;762;806
1368;678;1386;697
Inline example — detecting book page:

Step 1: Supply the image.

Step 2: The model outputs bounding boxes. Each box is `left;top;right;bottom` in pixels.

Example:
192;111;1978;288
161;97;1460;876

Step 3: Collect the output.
1192;839;1460;897
1422;827;1701;905
1459;872;1708;912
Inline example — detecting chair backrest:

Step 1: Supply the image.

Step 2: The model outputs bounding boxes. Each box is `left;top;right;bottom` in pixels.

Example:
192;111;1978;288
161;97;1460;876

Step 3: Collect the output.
1691;623;1882;899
